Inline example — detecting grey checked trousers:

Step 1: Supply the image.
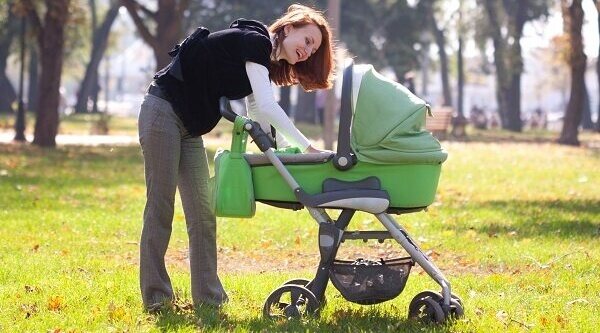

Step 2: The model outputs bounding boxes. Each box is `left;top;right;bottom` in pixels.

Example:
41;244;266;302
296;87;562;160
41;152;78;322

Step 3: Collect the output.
138;93;228;307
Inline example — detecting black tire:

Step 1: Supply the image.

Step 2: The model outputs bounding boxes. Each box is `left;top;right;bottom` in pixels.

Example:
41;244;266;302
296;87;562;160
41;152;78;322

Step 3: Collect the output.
263;285;320;320
412;290;463;307
281;278;311;287
448;299;464;318
280;278;327;307
408;295;446;324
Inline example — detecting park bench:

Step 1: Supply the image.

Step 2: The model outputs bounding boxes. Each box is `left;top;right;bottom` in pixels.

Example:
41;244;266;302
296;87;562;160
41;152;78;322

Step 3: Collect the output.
425;106;453;140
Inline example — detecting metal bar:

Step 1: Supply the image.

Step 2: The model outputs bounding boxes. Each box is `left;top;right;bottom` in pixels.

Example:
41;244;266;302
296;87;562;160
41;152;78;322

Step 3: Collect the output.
375;213;452;306
341;230;392;241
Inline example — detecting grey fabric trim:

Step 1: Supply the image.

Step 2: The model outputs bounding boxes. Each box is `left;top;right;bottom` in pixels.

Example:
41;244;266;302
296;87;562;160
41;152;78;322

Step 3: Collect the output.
322;176;381;192
243;152;334;166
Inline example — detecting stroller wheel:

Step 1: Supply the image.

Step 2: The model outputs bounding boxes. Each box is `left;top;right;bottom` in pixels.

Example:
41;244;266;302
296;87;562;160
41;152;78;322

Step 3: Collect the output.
280;278;327;306
412;290;463;307
408;295;445;324
263;285;320;320
281;278;311;287
447;299;464;318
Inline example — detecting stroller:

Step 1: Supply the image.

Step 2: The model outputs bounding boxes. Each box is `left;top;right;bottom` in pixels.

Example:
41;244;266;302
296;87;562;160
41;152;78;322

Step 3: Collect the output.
212;61;464;324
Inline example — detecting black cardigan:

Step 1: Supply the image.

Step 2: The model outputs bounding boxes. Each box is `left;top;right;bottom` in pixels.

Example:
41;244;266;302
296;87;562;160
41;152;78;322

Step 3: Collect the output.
155;19;272;137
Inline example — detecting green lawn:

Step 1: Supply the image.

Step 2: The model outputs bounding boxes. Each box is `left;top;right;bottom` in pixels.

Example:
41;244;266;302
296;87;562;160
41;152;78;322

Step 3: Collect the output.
0;132;599;332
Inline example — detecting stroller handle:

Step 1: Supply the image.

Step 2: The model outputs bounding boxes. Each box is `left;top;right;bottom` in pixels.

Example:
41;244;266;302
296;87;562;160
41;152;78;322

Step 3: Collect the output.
219;97;238;122
219;97;276;152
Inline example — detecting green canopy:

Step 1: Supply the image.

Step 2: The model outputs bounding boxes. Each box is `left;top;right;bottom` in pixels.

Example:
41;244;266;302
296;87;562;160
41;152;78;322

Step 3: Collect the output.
350;65;448;164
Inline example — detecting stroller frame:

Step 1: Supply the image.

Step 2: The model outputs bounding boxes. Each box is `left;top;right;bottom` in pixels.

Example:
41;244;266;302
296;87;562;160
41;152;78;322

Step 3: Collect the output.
219;61;463;323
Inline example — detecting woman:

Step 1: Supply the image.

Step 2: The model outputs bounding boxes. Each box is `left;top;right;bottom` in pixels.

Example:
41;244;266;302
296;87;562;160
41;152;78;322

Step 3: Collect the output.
138;4;335;312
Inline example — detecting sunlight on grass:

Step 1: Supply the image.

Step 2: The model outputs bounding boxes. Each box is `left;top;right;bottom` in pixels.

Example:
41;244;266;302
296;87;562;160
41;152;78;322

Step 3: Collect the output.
0;138;599;332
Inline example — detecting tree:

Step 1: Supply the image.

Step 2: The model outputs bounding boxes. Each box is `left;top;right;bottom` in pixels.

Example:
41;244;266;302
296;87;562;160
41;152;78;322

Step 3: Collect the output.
0;1;18;113
27;42;38;113
419;0;452;106
558;0;585;146
595;0;600;132
121;0;189;71
478;0;552;132
74;0;120;114
340;0;420;80
22;0;71;147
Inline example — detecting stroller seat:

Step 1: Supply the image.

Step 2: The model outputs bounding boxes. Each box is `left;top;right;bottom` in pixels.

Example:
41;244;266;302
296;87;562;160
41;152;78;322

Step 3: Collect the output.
214;61;447;215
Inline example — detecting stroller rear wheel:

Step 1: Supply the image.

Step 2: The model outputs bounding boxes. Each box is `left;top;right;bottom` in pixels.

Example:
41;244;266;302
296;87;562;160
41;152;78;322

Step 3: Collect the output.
263;285;320;320
280;278;327;306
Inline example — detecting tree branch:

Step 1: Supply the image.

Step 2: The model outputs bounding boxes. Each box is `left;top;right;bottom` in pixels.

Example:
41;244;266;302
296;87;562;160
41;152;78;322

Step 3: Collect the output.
120;0;157;49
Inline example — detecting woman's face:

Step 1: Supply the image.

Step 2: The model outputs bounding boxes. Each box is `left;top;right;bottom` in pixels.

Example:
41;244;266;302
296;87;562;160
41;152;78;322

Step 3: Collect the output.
277;23;322;65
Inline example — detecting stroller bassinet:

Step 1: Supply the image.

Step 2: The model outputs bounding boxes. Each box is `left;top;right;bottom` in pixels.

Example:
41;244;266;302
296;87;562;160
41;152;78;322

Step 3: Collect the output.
212;61;463;324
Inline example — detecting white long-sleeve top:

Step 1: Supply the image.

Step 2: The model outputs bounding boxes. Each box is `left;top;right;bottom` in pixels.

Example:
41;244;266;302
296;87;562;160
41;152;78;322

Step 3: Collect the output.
243;61;310;151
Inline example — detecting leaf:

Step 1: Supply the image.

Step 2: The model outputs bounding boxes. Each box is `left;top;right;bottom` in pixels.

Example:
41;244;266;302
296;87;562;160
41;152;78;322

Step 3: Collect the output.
107;302;127;322
47;296;64;312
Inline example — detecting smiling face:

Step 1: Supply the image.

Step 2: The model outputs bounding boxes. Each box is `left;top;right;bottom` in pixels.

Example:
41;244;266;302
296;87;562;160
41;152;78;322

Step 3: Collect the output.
277;23;322;65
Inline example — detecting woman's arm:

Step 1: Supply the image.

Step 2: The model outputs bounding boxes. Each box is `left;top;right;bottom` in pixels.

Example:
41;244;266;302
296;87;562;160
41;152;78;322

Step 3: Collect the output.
245;61;311;151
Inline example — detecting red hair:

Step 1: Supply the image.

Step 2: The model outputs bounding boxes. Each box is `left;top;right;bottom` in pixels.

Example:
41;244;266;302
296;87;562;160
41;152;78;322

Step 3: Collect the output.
269;4;335;91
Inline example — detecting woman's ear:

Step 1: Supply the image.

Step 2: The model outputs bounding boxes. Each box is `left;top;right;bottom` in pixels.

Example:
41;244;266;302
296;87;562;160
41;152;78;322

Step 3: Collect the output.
283;24;293;37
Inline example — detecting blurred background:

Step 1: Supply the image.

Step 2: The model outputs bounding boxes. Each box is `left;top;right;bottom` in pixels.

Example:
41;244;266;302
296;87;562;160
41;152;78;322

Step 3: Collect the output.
0;0;598;147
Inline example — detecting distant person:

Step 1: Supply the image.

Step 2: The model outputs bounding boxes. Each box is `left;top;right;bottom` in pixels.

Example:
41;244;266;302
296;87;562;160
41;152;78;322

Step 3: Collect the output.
403;72;416;94
530;107;547;130
469;105;487;130
137;4;335;312
315;89;326;124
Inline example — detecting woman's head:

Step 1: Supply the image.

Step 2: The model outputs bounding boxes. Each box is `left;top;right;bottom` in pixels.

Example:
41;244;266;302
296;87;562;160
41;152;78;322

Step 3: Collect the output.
269;4;335;91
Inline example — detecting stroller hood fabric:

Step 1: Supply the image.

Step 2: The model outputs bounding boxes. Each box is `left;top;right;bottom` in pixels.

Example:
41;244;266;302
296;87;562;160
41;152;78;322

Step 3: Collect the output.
350;65;448;164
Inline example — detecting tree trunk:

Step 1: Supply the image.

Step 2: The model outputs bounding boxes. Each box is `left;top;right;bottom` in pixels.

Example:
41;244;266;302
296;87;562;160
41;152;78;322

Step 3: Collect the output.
581;86;593;129
596;0;600;132
420;43;430;98
504;72;522;131
0;8;17;113
423;0;452;106
558;0;586;146
74;4;120;114
27;44;39;113
32;0;70;148
295;90;316;124
279;86;291;115
482;0;524;132
457;35;464;117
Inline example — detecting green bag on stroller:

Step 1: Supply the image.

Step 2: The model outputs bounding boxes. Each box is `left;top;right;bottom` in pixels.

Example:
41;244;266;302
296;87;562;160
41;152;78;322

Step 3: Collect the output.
211;117;255;217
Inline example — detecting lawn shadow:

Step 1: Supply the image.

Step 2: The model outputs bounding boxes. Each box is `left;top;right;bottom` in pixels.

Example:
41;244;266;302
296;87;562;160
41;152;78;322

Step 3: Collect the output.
461;199;600;239
152;304;458;332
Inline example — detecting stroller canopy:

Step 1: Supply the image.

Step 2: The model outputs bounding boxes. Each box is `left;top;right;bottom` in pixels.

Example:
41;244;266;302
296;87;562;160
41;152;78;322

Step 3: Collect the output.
349;64;448;165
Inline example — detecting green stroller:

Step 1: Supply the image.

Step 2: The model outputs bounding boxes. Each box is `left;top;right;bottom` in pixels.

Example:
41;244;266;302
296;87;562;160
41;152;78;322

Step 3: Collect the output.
212;61;464;324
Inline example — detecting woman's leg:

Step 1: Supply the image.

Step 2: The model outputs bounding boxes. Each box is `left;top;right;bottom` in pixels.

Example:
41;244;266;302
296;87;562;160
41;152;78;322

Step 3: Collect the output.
178;131;228;306
138;94;181;307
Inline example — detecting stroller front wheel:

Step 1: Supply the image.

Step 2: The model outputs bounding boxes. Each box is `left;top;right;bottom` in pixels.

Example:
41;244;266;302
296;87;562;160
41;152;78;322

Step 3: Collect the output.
263;284;320;320
408;295;446;324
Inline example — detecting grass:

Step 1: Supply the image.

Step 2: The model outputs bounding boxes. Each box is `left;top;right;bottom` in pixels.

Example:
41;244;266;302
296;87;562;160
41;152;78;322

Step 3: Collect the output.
0;127;599;332
0;112;139;136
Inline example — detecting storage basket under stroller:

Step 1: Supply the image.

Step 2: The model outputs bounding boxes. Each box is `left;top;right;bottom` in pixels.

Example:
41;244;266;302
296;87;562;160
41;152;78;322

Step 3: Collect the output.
330;257;414;305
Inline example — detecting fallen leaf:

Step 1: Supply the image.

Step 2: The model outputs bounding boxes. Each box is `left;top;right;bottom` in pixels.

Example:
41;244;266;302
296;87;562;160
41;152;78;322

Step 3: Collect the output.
47;296;64;312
